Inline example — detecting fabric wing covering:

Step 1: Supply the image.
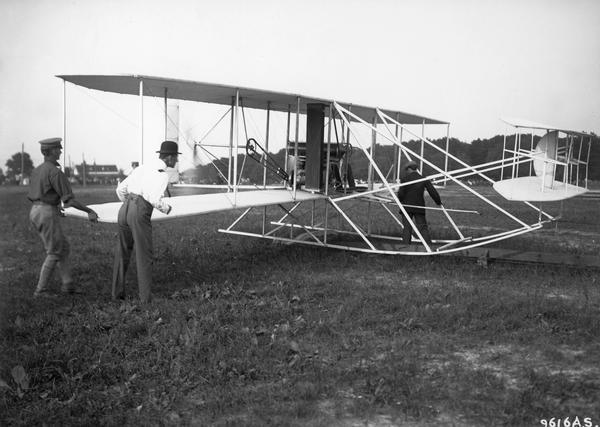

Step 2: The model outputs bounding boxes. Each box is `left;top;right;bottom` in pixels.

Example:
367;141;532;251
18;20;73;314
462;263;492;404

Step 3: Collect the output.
501;117;591;137
57;74;448;126
492;177;587;201
63;190;326;223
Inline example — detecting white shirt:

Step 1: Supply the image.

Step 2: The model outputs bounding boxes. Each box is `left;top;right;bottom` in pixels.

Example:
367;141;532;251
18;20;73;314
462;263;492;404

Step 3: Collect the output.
116;158;171;214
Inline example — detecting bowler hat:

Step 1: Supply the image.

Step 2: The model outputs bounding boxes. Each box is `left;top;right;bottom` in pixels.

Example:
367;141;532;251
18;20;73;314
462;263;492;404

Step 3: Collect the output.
405;160;418;170
39;137;62;149
156;140;181;155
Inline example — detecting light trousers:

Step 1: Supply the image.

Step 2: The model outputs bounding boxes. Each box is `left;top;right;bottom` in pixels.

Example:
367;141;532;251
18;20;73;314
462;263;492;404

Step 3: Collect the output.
30;203;73;292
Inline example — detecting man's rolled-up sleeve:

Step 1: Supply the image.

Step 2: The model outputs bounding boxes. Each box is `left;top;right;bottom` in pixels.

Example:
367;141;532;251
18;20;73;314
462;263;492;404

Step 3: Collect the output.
53;169;74;203
146;173;171;214
116;178;129;202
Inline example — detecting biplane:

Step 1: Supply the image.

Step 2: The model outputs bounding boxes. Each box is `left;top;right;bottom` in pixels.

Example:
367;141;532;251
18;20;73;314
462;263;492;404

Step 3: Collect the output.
59;74;596;256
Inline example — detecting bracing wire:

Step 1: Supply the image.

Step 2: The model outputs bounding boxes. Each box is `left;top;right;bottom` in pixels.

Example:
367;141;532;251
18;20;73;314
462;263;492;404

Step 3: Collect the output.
69;84;139;129
149;97;234;185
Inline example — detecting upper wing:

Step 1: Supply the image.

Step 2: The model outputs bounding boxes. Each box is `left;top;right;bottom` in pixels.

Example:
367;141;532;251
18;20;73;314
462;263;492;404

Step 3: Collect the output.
63;189;326;223
57;74;447;126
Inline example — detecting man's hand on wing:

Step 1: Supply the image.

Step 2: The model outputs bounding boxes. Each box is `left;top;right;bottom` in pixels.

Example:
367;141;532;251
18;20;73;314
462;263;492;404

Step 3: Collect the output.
88;210;99;222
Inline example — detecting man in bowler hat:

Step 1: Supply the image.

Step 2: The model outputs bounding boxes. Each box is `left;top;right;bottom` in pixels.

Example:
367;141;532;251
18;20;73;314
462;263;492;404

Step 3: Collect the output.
111;141;180;303
397;160;442;246
28;137;98;297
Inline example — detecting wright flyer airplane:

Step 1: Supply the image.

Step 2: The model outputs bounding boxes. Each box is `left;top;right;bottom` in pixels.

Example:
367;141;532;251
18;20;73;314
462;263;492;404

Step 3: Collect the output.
59;74;596;256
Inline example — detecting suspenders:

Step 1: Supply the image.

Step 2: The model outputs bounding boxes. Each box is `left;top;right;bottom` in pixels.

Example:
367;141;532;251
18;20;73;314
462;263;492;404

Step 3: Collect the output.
158;169;171;197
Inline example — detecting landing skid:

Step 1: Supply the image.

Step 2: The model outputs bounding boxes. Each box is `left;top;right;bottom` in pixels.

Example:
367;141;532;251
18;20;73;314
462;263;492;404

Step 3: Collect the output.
218;196;545;256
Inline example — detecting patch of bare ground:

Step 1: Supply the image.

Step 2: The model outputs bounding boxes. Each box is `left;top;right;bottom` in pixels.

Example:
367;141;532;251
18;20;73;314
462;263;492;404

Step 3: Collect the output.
530;228;600;254
448;344;600;391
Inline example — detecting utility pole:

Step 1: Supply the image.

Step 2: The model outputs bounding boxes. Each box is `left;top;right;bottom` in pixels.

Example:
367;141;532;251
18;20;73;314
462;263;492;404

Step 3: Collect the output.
20;142;24;185
82;153;86;187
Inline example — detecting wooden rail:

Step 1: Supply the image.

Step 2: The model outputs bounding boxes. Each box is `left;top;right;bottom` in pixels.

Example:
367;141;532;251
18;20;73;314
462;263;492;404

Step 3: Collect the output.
445;247;600;269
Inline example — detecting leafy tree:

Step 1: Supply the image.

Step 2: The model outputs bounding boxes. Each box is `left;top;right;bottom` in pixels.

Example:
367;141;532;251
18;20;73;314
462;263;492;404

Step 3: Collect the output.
0;168;5;185
5;152;34;182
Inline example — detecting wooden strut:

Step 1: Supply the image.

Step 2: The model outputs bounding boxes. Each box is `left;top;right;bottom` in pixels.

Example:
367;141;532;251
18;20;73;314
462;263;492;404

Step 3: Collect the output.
447;247;600;269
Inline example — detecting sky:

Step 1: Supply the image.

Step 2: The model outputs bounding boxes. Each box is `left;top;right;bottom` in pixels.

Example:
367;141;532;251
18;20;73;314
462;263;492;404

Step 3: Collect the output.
1;0;599;173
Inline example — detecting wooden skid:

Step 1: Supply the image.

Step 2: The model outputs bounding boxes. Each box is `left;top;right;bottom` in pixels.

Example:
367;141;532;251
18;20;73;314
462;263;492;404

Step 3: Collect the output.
218;197;545;256
447;247;600;269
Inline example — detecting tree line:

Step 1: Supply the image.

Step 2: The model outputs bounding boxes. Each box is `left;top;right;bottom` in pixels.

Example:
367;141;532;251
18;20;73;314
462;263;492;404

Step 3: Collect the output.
187;134;600;185
4;134;599;186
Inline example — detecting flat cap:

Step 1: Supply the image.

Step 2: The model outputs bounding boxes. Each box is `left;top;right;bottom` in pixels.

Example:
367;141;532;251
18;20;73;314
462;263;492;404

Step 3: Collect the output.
39;137;62;148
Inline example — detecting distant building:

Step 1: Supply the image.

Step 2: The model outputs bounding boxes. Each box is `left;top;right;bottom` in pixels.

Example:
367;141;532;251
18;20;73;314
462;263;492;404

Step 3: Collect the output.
122;161;179;183
74;163;120;185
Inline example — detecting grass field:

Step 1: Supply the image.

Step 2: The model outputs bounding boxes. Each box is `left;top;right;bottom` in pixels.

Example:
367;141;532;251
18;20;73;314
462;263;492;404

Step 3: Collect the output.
1;185;599;426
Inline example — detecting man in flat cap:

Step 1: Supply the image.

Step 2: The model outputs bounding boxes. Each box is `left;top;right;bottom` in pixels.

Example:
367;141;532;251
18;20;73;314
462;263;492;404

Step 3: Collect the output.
397;160;442;246
111;140;179;303
28;137;98;298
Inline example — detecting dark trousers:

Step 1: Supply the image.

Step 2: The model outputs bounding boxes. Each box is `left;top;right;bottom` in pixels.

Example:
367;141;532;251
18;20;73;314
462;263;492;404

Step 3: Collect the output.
402;212;432;245
112;195;154;302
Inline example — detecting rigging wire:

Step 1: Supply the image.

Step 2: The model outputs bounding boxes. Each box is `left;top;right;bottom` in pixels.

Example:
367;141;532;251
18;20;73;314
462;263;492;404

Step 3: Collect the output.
69;84;138;128
149;97;233;186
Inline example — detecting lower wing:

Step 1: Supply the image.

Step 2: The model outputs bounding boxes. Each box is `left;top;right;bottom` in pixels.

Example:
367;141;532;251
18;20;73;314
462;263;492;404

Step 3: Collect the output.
64;189;325;223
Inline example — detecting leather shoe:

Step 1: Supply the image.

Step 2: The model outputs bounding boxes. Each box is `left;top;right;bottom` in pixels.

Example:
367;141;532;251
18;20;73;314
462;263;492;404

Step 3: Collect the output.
33;290;58;299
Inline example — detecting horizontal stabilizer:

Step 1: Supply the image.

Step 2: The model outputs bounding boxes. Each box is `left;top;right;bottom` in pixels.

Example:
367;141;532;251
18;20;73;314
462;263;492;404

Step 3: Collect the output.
501;117;591;137
63;190;325;223
493;176;587;201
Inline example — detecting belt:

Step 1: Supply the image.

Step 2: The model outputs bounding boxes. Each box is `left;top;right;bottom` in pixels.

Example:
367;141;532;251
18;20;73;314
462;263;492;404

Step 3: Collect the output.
32;200;58;207
127;194;151;207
